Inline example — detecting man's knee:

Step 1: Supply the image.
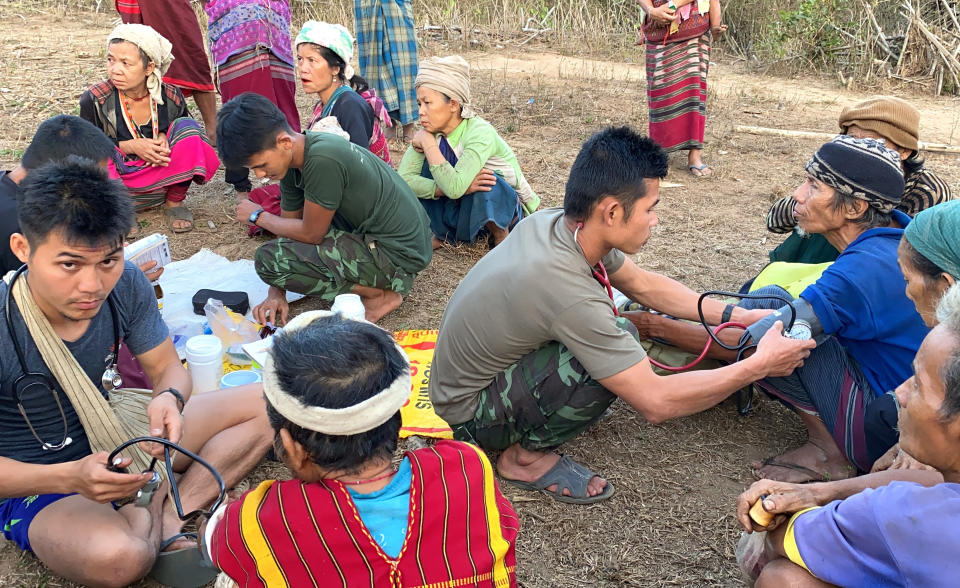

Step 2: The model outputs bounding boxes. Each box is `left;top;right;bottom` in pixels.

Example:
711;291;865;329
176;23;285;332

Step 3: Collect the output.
757;558;826;588
254;241;282;285
85;537;156;588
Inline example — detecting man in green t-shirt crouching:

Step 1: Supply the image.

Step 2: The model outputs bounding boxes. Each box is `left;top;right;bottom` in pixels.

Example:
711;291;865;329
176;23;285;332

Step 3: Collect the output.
216;93;433;323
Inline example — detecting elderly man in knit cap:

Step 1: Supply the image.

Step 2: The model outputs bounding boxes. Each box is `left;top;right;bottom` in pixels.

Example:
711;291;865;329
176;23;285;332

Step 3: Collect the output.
398;55;540;249
766;96;953;265
700;135;931;482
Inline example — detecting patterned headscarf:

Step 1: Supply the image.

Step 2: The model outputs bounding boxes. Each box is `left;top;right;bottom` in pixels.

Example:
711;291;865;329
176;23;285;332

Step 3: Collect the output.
804;135;905;213
415;55;476;118
905;200;960;279
107;23;174;105
295;21;356;80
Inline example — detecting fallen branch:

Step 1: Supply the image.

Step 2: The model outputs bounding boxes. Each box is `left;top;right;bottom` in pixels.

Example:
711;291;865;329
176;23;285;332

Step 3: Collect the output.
735;125;960;154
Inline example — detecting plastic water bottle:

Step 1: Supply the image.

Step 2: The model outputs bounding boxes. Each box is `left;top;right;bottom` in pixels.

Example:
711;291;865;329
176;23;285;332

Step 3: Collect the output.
185;334;223;393
331;294;366;321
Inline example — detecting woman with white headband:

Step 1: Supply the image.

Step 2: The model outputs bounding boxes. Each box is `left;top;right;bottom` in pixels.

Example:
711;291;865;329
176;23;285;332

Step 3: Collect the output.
398;55;540;250
205;312;519;586
79;24;220;233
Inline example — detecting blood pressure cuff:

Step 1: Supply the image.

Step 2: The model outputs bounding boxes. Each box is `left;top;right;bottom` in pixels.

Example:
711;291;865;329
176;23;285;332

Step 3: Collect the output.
745;297;825;344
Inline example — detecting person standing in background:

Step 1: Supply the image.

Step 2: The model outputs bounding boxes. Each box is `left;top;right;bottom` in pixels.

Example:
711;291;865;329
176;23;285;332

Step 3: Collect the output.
202;0;300;199
354;0;420;141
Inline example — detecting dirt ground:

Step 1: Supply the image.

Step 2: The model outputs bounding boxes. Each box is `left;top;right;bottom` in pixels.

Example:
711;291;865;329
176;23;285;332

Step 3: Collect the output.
1;6;959;588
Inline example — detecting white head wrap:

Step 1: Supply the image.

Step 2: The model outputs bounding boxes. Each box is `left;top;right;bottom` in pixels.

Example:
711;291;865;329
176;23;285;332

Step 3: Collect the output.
262;310;411;436
415;55;476;118
107;23;174;105
295;21;356;81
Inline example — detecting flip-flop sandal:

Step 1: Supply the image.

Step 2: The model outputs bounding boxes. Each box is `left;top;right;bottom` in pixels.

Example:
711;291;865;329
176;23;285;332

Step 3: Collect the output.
149;532;219;588
688;163;713;178
165;206;195;234
752;457;829;483
502;454;615;505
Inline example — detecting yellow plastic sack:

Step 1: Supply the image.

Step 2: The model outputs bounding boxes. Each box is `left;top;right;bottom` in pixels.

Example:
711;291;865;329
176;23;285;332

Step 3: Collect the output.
394;330;453;439
749;261;833;299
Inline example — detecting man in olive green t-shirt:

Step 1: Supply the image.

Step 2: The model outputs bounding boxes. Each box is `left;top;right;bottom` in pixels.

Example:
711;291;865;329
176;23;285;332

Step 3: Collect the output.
430;127;815;505
216;93;432;323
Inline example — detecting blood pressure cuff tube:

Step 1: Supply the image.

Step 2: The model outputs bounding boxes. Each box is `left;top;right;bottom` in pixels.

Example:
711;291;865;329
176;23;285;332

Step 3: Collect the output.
745;297;825;344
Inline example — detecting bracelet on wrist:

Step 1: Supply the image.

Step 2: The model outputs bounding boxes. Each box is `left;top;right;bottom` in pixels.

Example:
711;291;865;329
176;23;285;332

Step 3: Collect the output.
156;387;185;413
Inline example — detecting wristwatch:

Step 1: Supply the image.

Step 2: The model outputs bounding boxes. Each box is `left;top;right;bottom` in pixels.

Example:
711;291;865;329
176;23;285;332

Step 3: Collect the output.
249;208;265;225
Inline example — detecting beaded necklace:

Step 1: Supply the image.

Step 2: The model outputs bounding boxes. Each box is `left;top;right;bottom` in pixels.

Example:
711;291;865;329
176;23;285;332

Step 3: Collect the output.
118;89;159;140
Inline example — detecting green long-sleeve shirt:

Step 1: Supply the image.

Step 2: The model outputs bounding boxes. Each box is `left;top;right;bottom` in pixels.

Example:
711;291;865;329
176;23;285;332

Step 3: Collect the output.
398;117;540;214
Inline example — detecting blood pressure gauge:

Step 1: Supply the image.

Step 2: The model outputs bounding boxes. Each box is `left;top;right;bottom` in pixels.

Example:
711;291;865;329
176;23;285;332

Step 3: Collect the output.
786;319;813;341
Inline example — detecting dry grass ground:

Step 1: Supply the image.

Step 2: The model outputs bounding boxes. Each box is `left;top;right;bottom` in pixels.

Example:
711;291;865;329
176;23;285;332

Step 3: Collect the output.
1;6;959;587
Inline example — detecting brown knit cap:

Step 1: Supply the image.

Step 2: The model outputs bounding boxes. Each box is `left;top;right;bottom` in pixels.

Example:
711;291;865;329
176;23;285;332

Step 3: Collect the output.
838;96;920;153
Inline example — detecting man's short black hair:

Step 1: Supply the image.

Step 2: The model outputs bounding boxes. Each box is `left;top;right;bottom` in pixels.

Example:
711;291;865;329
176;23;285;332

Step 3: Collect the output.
564;126;668;221
20;115;116;171
18;157;134;249
266;314;406;475
216;93;293;169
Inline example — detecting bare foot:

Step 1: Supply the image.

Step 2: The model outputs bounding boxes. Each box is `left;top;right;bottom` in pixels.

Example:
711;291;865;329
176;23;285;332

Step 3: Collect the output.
496;444;607;498
485;221;509;248
688;148;712;177
752;441;854;483
432;236;446;250
359;289;403;322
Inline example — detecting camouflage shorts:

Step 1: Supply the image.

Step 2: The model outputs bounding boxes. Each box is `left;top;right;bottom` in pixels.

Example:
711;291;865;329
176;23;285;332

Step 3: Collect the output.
451;317;639;452
254;230;416;301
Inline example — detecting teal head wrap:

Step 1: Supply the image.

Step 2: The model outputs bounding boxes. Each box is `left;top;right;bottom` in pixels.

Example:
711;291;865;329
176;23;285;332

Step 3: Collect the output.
904;200;960;279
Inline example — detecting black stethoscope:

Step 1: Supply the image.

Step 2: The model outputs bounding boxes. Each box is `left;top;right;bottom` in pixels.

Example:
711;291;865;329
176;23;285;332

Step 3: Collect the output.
5;265;122;451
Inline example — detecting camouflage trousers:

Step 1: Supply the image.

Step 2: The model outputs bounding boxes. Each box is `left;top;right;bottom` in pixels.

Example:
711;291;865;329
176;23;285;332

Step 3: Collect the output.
254;230;416;302
451;317;638;452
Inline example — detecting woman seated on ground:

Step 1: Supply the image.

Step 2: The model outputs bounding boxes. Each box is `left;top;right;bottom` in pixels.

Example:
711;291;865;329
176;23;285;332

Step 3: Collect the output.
79;24;219;233
206;311;519;587
398;55;540;249
765;96;952;264
296;20;393;163
734;284;960;588
868;199;960;471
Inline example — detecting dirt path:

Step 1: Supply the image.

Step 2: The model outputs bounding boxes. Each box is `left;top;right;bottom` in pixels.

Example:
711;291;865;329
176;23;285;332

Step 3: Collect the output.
472;51;960;144
1;9;958;587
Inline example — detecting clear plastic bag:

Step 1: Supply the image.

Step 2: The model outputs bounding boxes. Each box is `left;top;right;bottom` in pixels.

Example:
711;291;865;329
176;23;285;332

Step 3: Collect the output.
203;298;260;365
736;531;772;584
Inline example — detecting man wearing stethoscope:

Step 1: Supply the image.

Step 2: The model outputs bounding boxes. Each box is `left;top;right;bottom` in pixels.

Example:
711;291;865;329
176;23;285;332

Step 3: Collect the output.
0;158;273;587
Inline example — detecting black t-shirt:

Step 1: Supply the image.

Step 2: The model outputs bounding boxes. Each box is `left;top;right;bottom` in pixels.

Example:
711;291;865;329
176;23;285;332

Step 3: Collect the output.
0;263;169;465
329;90;375;150
78;87;184;144
0;172;21;275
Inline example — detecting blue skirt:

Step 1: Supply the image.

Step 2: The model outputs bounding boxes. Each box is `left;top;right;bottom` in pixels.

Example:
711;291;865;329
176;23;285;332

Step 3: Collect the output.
419;161;523;244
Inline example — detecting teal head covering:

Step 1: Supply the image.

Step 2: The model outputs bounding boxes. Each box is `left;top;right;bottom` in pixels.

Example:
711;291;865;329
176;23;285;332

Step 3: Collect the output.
904;200;960;279
295;21;356;80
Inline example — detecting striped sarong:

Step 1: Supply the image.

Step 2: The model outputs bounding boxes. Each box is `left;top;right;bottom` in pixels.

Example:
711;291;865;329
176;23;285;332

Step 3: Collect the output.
645;32;711;152
355;0;420;125
739;286;894;472
217;48;300;131
112;117;220;211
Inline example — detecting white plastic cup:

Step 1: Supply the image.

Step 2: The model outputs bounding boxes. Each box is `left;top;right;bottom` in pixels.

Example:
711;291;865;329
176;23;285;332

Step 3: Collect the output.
220;369;262;388
331;293;366;321
185;335;224;393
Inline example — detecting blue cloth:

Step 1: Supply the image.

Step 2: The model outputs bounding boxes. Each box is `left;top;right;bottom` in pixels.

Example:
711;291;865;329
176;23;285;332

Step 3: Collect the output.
347;457;412;559
419;137;524;244
0;493;74;551
800;210;929;397
792;481;960;587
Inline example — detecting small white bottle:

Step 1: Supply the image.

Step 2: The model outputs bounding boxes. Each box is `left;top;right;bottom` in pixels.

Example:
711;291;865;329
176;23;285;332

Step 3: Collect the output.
331;293;366;321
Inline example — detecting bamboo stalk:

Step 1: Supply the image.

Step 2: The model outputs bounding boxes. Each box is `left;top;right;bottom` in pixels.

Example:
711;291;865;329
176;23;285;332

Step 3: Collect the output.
735;125;960;154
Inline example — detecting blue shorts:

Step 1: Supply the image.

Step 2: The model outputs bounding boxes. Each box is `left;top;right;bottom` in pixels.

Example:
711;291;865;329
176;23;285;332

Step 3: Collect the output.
0;493;75;552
